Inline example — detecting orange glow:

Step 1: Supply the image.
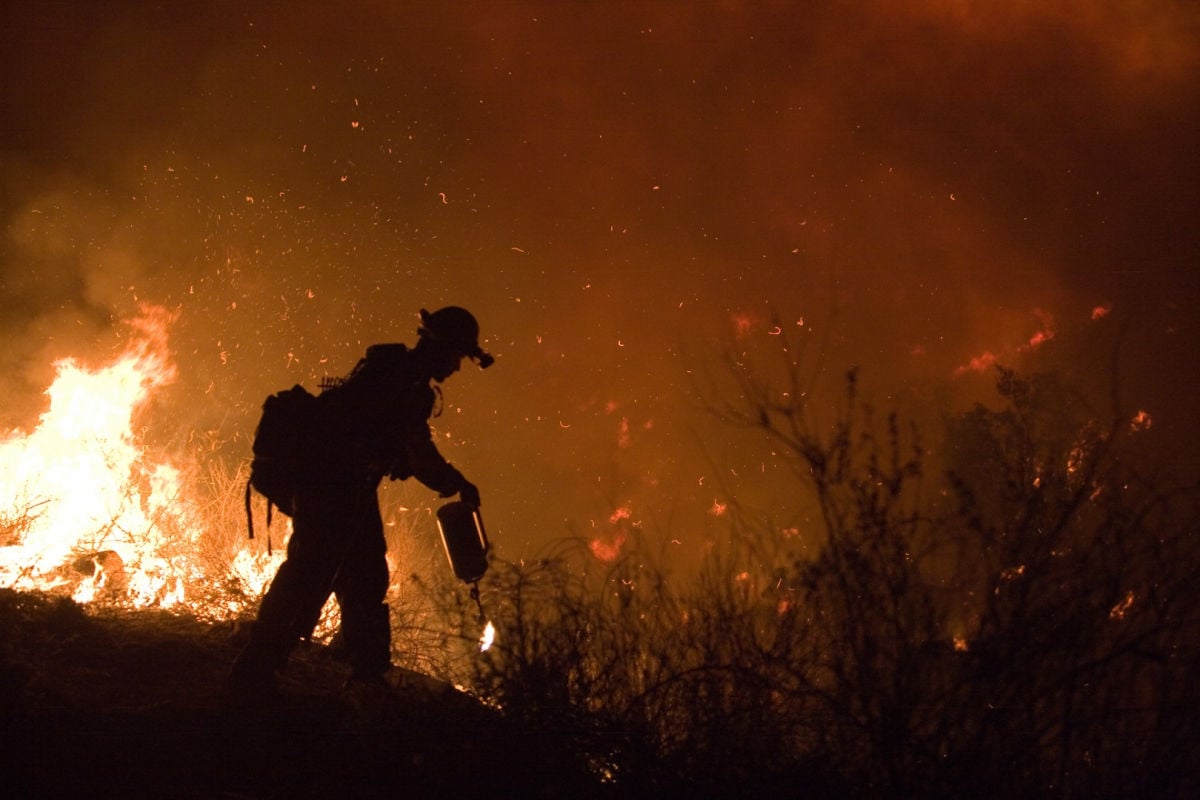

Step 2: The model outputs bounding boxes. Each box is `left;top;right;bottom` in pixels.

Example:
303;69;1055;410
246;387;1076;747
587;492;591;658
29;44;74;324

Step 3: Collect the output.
1091;304;1111;320
954;350;997;376
1000;565;1026;581
617;416;632;448
1067;442;1088;475
730;312;755;339
608;506;632;525
1025;329;1054;349
589;506;634;562
1019;308;1056;351
589;532;627;563
1130;410;1153;432
1109;590;1135;620
956;308;1061;377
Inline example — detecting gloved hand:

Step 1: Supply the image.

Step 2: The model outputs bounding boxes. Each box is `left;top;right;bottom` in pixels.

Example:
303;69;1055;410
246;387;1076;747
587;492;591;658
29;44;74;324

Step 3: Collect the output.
458;479;481;510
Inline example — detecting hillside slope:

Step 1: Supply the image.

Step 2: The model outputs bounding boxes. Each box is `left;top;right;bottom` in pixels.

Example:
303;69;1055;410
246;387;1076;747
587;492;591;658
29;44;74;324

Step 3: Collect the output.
0;589;599;799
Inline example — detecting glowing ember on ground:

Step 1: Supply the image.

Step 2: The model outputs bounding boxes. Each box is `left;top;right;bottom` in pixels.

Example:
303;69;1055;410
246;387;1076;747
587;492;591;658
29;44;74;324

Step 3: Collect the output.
1109;590;1135;620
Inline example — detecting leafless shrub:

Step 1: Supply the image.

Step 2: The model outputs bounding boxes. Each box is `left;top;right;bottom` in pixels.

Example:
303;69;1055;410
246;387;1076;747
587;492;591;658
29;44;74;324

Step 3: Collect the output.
436;327;1200;797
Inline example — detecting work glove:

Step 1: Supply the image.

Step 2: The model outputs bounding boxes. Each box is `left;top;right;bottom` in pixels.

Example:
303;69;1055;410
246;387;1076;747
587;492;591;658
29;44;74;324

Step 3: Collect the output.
458;479;481;510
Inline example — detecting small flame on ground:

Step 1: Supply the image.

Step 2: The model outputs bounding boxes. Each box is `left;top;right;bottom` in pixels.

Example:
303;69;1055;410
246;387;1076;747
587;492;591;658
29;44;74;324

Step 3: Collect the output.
480;620;496;651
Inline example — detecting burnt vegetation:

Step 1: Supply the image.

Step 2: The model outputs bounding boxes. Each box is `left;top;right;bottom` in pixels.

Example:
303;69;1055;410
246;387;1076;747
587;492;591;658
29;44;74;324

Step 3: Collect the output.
3;338;1198;799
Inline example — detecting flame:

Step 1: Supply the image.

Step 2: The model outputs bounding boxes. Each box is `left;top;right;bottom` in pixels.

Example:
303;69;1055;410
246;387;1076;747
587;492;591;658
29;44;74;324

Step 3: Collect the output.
953;350;997;377
0;303;491;680
1019;308;1056;351
589;532;627;563
0;306;206;607
590;505;633;562
954;308;1058;377
480;620;496;651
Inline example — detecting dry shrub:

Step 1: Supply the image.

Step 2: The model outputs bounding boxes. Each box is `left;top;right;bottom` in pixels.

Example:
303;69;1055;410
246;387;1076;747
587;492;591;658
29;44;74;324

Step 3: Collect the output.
433;356;1200;798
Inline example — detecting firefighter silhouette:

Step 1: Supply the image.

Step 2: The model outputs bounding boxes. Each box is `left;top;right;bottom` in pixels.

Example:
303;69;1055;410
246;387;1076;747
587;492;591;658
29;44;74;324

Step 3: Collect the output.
228;306;492;700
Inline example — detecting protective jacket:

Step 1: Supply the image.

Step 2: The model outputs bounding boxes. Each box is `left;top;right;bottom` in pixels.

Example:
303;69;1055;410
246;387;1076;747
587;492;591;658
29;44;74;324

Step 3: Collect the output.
318;343;467;496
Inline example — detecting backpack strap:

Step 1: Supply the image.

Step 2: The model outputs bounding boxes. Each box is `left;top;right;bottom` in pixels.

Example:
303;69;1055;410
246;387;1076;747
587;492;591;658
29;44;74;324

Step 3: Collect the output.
244;476;275;556
245;477;254;540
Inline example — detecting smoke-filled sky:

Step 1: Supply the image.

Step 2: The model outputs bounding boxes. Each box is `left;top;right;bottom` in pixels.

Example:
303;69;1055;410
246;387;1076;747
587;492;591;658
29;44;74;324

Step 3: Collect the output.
3;1;1197;557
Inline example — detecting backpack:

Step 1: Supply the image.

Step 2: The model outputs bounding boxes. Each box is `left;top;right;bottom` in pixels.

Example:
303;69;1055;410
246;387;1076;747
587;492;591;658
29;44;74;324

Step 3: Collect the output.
243;384;321;545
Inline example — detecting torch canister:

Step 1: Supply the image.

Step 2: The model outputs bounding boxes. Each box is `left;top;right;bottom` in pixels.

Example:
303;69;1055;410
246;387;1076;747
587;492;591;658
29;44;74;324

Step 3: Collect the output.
435;501;490;583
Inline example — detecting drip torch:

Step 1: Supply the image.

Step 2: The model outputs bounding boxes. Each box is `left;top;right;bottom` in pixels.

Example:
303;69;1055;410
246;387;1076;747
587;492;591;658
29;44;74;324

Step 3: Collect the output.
435;500;492;647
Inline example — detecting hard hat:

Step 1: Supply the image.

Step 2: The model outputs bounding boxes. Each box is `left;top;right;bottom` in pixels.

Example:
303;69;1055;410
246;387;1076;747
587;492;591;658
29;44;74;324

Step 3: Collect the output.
419;306;494;368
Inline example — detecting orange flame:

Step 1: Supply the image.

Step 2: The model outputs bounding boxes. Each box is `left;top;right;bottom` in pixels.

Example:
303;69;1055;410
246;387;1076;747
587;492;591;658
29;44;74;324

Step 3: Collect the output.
1019;308;1056;351
589;505;633;562
0;306;279;611
589;532;627;563
953;350;997;376
480;620;496;651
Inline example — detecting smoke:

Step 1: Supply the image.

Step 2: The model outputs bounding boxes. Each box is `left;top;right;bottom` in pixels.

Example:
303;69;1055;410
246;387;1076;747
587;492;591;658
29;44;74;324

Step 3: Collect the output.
2;1;1197;550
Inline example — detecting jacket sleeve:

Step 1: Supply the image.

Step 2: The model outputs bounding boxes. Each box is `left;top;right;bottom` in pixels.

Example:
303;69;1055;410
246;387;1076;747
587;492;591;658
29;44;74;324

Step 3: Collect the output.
404;429;467;496
391;385;467;496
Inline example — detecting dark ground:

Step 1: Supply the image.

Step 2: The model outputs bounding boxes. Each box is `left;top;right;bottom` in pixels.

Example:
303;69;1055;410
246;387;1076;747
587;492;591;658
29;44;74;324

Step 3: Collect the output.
0;588;600;800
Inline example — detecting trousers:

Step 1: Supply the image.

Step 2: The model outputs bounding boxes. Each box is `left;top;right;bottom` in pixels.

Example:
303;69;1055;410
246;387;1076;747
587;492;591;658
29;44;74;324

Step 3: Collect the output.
233;476;392;682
